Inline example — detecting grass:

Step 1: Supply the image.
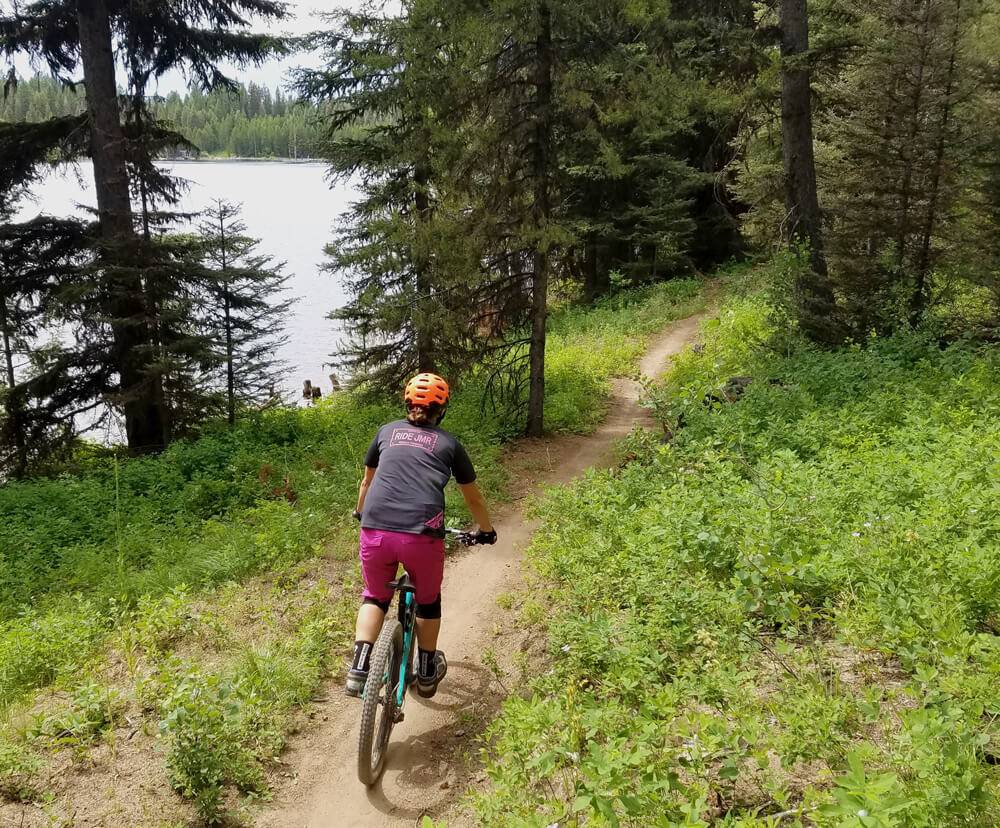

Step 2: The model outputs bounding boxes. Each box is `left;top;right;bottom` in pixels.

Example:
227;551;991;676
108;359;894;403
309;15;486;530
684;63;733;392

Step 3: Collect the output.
0;277;705;822
474;262;1000;826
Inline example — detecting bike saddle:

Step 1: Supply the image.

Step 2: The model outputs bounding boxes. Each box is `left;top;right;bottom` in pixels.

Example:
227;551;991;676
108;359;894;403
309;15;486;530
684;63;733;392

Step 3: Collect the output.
387;573;416;594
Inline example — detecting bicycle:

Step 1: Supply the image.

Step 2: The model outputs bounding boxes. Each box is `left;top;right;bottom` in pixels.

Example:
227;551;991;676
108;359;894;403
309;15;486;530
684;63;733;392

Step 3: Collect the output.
357;527;487;786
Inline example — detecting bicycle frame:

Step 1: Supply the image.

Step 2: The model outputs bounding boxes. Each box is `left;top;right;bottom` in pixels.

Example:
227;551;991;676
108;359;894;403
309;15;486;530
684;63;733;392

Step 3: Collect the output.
396;587;415;708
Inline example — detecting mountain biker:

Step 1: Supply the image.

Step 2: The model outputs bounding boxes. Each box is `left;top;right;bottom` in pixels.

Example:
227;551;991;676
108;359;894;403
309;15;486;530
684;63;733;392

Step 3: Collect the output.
346;372;497;699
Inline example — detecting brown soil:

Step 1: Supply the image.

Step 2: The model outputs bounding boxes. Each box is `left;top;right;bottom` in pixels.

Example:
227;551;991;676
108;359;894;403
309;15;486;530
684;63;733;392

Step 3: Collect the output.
254;312;708;828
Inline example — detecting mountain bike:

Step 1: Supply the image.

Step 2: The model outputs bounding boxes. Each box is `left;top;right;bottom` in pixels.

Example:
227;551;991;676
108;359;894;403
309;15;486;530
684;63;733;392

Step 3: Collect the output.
357;527;485;786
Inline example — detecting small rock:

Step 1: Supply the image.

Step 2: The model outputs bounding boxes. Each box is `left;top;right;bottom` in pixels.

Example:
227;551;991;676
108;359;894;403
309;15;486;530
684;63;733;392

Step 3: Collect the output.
454;729;466;737
440;780;451;790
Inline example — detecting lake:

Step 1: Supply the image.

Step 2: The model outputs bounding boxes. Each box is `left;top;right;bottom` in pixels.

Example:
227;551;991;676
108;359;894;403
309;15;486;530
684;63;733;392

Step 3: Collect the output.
18;160;353;410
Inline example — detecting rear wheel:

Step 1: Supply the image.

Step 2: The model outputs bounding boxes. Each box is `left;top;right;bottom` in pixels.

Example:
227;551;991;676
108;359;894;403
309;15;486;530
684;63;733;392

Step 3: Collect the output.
357;619;403;786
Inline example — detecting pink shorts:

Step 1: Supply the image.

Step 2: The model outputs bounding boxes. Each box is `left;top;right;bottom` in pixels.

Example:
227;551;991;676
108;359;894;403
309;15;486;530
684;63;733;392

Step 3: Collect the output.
359;528;445;605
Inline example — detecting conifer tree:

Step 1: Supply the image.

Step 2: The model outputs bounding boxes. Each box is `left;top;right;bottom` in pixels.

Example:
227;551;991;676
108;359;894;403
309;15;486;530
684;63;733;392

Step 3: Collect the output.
0;114;96;474
197;200;292;426
296;1;477;390
410;0;564;436
0;208;90;478
823;0;983;331
561;0;757;296
1;0;289;451
303;0;755;432
434;0;751;430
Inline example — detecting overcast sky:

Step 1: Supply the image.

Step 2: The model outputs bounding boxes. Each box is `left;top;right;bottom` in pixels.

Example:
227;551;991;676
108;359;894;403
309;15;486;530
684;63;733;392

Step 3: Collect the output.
153;0;335;95
4;0;373;96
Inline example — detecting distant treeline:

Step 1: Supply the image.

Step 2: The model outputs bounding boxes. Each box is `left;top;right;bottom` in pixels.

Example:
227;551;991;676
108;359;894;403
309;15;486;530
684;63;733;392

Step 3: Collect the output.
0;75;323;158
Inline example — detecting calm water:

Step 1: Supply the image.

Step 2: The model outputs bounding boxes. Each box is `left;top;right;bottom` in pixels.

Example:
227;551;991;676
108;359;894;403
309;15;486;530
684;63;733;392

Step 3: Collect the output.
18;161;353;407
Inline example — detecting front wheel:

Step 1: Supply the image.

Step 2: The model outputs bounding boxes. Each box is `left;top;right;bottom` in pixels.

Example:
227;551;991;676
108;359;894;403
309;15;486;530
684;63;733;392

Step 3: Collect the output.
357;619;403;785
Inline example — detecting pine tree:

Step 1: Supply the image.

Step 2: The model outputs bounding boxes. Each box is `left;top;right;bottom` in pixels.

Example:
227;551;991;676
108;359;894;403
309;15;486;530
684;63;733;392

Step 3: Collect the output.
0;207;91;478
973;20;1000;325
0;112;100;474
2;0;290;452
301;0;754;433
197;200;292;426
296;2;478;391
557;1;747;299
823;0;984;332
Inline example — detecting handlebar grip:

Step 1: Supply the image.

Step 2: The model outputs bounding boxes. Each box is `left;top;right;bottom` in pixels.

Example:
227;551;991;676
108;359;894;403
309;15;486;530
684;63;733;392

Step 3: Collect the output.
445;528;496;546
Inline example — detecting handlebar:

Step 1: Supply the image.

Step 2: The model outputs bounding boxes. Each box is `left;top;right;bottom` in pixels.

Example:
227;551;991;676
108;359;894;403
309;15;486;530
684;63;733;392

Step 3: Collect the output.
445;527;494;546
353;513;493;546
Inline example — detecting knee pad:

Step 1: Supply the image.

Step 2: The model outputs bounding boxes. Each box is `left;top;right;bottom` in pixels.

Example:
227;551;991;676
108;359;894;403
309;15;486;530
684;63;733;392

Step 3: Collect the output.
363;597;391;614
416;594;442;620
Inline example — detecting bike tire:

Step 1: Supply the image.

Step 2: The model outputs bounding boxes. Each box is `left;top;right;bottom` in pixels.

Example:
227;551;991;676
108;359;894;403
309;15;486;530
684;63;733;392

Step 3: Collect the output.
357;619;403;786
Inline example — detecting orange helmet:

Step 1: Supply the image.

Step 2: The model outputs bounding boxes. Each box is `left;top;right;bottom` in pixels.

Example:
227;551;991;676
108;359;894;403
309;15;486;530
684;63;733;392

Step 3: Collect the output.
404;373;450;407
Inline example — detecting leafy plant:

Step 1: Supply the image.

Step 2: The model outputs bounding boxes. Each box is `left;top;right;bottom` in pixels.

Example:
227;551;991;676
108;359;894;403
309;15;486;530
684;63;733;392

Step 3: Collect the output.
0;736;43;802
30;682;123;752
159;670;262;823
818;751;912;827
475;261;1000;824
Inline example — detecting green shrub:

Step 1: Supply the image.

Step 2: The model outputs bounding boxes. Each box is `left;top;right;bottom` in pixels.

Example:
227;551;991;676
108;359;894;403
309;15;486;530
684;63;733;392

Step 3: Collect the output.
159;670;262;823
0;736;43;802
157;588;342;819
0;600;106;710
475;262;1000;824
30;681;124;751
132;586;196;656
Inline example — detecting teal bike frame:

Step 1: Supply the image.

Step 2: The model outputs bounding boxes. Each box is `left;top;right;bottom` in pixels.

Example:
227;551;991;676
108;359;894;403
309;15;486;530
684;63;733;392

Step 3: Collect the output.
396;587;415;708
389;527;473;712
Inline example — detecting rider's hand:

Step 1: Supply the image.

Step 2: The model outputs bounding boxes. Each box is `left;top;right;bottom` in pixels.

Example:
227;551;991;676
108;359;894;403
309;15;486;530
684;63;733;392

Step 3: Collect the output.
474;528;497;545
352;509;362;522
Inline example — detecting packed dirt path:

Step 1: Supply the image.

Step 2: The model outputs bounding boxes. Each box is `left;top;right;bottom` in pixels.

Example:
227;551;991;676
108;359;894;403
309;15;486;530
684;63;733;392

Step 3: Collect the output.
257;311;707;828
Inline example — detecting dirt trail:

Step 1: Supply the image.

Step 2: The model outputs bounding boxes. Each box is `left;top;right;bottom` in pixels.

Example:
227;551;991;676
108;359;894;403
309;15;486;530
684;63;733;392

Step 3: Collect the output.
257;311;706;828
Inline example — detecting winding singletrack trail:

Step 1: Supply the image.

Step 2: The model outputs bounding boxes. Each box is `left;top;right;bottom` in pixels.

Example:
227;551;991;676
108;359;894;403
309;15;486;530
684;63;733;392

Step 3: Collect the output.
257;311;707;828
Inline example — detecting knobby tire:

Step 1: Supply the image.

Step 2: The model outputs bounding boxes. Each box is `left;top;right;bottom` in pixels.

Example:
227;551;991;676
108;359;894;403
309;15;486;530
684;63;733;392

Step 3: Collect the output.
357;619;403;786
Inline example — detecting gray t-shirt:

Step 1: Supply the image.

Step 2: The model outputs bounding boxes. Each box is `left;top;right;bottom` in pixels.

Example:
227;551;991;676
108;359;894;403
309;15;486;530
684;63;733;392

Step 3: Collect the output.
361;420;477;536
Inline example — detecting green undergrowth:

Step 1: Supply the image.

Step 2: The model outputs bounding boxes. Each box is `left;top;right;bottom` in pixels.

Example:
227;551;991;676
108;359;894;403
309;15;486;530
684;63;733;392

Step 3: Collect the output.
475;265;1000;826
0;278;704;819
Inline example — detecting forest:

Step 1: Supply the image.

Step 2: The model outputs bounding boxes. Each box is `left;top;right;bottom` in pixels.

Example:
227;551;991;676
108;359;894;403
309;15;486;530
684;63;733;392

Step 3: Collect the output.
3;0;999;469
0;74;323;158
1;0;999;824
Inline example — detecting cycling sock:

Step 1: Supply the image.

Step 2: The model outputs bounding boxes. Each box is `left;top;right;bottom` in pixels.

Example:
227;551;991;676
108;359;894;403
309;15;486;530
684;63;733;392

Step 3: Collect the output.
352;640;374;673
418;647;436;680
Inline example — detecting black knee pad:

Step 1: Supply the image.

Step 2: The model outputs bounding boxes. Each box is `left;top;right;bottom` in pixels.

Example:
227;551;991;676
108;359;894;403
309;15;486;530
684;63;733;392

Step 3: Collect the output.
363;597;390;614
416;594;442;620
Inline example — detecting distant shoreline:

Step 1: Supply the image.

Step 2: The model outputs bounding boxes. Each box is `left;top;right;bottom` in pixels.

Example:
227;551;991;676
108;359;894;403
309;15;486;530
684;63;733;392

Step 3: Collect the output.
162;156;324;164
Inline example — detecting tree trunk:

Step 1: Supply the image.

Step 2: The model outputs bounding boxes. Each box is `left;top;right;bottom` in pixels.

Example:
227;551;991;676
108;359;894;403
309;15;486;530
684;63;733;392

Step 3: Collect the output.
413;162;436;373
526;1;552;438
779;0;841;344
218;212;236;427
76;0;166;453
582;240;607;304
897;2;933;268
224;290;235;426
0;294;27;478
912;0;961;325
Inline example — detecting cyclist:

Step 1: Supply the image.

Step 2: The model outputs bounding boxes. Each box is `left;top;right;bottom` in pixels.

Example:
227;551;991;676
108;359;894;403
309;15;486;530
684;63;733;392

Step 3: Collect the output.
346;372;497;699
